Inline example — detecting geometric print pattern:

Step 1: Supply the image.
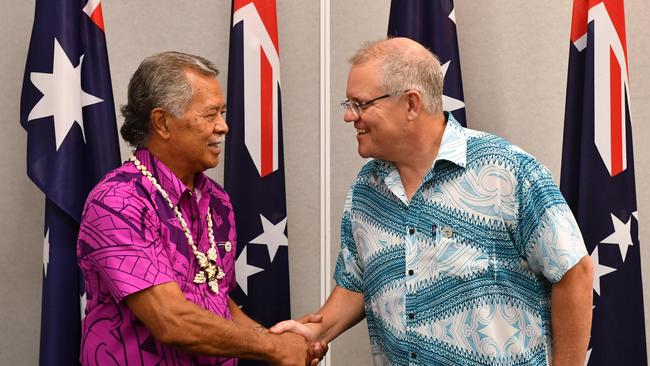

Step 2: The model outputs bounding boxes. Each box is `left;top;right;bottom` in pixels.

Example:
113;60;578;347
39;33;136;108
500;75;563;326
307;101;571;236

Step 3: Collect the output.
77;149;238;365
335;114;587;365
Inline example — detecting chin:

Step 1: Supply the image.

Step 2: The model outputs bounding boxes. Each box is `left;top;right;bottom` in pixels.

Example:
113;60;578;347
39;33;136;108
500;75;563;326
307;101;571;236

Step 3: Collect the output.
200;157;220;171
357;149;373;159
357;142;373;157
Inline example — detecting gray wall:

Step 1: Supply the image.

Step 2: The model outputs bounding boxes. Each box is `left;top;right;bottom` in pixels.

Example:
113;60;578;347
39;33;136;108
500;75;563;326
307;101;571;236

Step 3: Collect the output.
1;1;648;365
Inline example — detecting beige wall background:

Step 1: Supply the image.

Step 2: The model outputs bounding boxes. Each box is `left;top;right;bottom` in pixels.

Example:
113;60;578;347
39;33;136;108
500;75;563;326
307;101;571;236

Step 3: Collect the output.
0;1;648;365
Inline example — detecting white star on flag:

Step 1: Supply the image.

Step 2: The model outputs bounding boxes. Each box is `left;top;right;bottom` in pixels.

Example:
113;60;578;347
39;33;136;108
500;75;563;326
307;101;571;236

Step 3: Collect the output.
448;5;456;24
441;60;465;113
249;214;288;262
590;246;617;296
600;213;634;261
28;38;103;150
43;229;50;277
235;246;264;295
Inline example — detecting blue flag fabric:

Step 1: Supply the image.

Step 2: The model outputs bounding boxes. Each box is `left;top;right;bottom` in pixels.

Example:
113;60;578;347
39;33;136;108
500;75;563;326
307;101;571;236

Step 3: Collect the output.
20;0;120;364
560;1;646;364
225;2;291;363
388;0;467;126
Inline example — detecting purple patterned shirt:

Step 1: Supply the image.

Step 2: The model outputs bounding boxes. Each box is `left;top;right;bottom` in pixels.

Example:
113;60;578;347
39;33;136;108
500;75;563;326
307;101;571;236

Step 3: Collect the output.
77;149;238;366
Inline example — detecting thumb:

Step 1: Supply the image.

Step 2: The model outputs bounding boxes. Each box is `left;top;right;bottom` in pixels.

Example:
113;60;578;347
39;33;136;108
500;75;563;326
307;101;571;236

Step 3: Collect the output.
299;313;323;324
268;320;296;334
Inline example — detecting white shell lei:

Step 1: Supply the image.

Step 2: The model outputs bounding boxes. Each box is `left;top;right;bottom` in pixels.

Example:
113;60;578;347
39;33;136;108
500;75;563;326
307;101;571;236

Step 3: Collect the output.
130;153;225;293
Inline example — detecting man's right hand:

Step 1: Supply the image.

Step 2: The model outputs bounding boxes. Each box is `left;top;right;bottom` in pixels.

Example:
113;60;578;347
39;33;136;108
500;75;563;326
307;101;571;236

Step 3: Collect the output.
270;316;320;340
270;314;328;365
268;332;313;366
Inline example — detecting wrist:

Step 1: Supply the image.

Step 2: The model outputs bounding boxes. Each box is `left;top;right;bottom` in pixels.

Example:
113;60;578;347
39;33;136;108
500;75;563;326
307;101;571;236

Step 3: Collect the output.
254;325;266;332
263;333;284;364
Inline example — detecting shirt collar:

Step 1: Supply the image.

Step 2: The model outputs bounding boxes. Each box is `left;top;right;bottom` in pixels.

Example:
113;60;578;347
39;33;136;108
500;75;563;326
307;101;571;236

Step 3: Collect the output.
374;112;468;179
134;148;211;206
435;112;467;168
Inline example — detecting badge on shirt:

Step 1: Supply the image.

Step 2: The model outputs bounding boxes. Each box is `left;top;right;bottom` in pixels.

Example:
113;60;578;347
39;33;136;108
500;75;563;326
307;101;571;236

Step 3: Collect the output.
220;241;232;253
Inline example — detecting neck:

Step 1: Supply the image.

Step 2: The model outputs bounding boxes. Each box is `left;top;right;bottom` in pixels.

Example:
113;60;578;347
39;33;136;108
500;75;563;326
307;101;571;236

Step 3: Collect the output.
394;113;446;200
146;143;196;190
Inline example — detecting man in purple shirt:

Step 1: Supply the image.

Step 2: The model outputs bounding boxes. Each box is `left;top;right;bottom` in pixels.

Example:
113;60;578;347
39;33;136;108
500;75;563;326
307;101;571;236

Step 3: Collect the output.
77;51;322;365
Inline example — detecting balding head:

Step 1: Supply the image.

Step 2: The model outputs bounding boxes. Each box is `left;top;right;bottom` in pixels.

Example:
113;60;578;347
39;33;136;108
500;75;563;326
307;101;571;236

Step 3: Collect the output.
349;37;443;114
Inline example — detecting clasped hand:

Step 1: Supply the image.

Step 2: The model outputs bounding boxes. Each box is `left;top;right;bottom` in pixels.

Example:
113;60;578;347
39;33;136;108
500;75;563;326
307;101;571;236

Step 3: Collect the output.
270;313;328;366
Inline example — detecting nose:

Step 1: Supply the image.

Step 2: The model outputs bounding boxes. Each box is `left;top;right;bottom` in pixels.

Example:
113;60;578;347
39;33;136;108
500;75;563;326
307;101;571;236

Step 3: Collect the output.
343;108;359;123
215;113;229;135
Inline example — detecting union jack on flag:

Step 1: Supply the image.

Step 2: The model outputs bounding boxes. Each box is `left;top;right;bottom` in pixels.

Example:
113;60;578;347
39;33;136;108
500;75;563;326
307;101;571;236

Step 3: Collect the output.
560;1;646;364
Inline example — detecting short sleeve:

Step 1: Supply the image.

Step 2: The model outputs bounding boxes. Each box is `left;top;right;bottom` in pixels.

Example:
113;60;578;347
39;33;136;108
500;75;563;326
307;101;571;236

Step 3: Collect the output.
514;158;588;283
77;183;176;302
334;187;364;293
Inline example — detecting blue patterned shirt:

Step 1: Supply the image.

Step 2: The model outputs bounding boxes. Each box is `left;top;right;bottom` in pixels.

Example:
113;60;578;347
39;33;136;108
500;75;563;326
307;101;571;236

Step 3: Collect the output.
334;114;588;366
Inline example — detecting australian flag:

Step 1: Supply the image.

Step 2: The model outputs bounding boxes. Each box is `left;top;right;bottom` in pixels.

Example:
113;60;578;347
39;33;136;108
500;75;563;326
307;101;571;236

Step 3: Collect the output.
560;0;646;364
20;0;120;365
388;0;467;126
225;1;291;364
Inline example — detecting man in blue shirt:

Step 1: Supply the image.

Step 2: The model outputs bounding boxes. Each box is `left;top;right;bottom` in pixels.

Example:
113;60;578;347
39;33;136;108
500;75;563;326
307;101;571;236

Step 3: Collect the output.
272;37;594;366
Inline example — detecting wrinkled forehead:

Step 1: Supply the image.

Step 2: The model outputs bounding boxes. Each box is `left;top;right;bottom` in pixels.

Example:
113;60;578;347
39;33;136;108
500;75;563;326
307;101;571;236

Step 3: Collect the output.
185;70;225;107
346;60;384;99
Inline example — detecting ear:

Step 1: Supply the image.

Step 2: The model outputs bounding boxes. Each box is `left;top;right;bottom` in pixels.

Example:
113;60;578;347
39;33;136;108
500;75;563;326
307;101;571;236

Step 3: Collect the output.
150;108;171;140
405;90;424;121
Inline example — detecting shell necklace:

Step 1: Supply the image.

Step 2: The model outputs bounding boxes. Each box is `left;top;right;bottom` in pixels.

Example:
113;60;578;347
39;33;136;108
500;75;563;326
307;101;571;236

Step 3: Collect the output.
130;153;225;293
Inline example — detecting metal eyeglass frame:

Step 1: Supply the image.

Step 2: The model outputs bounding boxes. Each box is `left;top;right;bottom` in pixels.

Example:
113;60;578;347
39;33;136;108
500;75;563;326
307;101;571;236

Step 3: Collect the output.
340;90;409;118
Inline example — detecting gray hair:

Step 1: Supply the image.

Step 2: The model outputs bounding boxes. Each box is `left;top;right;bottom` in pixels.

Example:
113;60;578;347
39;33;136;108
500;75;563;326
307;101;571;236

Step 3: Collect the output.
120;51;220;147
349;38;443;114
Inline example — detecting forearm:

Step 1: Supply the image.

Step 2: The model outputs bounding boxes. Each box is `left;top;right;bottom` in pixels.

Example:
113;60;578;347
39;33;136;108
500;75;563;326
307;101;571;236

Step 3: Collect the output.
551;256;594;366
163;301;276;359
126;283;280;361
313;286;365;343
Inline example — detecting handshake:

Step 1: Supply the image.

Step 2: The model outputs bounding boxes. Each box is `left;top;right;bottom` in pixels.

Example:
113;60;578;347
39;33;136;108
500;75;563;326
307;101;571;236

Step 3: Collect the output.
264;313;329;366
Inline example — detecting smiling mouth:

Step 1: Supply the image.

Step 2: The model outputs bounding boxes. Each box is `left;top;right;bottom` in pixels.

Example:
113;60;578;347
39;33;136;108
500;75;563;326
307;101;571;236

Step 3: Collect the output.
208;141;222;150
356;128;368;135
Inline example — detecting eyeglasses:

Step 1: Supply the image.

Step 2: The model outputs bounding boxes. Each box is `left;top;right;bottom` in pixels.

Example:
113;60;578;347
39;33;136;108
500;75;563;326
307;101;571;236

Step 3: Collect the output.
340;90;409;118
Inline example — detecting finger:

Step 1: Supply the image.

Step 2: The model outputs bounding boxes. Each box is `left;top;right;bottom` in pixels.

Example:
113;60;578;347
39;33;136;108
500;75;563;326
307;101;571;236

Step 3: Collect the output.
320;342;329;358
270;321;313;339
311;343;321;357
311;342;328;360
268;320;298;334
297;313;322;324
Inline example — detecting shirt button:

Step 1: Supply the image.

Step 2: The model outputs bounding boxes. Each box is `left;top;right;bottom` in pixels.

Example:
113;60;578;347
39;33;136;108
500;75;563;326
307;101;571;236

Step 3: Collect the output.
409;312;415;320
408;228;416;235
408;269;414;276
442;226;454;238
411;352;417;359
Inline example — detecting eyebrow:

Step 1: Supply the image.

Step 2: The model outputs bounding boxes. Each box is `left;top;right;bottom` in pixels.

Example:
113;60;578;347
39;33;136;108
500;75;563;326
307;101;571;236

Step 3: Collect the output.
346;93;368;102
202;104;227;114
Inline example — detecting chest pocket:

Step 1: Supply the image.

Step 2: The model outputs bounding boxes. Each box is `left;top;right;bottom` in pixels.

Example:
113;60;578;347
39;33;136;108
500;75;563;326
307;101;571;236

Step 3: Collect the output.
424;224;490;280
